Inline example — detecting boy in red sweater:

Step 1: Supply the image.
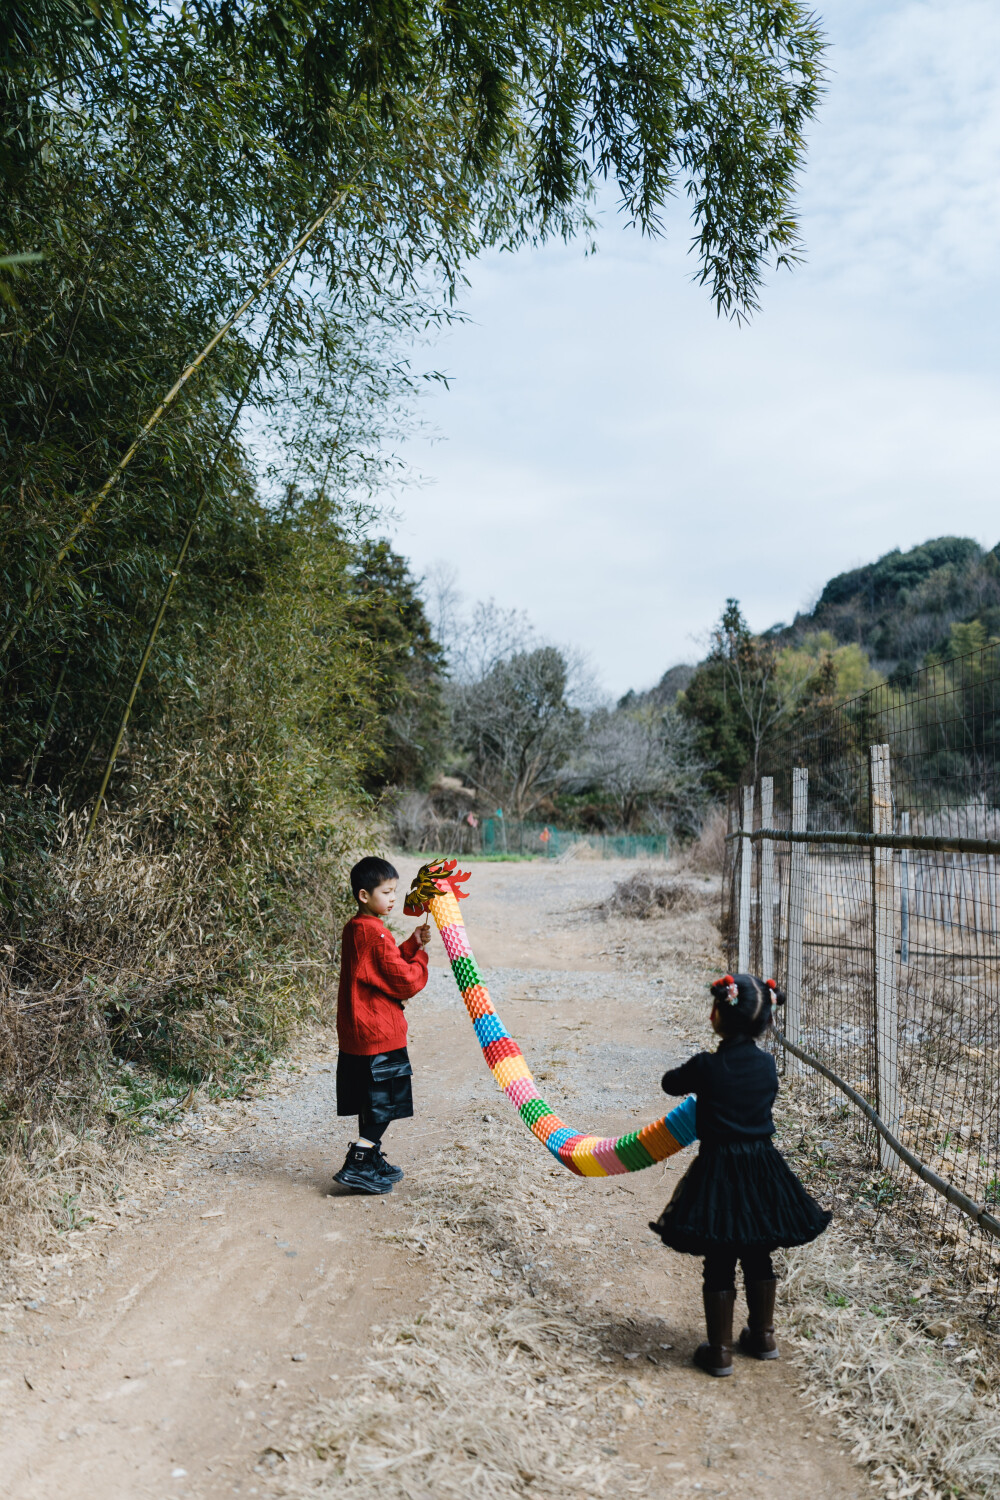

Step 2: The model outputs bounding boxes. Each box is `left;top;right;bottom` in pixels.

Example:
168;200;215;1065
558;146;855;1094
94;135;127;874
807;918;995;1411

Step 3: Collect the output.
332;857;431;1194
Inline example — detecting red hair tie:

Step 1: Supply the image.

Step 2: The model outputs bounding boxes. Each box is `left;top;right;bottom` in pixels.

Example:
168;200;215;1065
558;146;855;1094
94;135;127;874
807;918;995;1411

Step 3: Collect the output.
713;974;739;1005
765;978;777;991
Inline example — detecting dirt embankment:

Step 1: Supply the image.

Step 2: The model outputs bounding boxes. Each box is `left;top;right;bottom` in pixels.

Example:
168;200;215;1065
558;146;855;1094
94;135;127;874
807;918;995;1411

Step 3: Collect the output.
2;857;869;1499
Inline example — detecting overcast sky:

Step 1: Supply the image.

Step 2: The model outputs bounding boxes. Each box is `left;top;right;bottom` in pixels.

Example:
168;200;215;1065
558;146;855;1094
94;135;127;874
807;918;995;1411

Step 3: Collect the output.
388;0;1000;699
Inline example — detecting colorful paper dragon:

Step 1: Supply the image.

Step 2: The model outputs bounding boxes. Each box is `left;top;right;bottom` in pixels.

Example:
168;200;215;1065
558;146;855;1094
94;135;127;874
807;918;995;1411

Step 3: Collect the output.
405;860;697;1176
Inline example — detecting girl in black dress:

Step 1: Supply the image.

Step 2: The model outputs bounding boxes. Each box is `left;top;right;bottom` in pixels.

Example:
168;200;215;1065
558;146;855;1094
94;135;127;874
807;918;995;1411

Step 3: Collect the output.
649;973;831;1377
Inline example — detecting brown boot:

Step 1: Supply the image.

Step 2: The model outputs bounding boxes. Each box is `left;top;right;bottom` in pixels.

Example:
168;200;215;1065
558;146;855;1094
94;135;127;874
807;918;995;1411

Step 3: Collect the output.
693;1289;735;1377
739;1277;779;1360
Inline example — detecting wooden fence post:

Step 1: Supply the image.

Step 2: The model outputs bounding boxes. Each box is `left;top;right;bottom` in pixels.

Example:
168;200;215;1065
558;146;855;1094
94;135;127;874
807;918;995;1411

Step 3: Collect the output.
870;744;900;1160
738;784;754;972
785;768;808;1074
759;777;775;980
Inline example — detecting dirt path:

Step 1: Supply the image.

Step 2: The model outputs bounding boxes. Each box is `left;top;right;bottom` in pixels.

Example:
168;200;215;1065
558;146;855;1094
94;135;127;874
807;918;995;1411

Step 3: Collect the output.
1;858;870;1498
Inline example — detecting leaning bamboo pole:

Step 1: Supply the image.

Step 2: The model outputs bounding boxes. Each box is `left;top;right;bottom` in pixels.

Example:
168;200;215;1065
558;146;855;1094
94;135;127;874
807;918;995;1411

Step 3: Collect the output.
1;190;358;662
82;252;304;843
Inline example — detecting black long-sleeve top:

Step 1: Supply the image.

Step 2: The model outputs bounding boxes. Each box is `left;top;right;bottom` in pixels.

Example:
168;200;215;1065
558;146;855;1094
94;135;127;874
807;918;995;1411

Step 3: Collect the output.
661;1035;777;1146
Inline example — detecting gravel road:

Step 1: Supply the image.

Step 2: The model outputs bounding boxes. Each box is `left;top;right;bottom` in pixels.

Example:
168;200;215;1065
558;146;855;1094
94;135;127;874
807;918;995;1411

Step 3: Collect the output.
0;857;868;1499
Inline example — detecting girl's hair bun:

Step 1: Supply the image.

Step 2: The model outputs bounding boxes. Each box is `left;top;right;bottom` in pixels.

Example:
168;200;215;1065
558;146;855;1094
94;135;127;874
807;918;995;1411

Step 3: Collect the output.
710;974;740;1005
711;973;783;1036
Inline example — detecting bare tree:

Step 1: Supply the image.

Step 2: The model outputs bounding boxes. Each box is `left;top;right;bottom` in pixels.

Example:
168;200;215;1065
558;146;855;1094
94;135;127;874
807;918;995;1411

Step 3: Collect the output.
420;566;534;684
450;646;582;816
567;705;707;833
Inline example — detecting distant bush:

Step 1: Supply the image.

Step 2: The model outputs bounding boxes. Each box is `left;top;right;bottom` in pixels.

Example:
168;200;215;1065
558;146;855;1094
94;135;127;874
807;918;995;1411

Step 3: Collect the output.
599;871;709;920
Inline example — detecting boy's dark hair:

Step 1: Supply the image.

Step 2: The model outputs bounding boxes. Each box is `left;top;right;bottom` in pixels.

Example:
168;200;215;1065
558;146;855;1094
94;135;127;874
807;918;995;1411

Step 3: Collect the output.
350;856;400;901
710;972;785;1039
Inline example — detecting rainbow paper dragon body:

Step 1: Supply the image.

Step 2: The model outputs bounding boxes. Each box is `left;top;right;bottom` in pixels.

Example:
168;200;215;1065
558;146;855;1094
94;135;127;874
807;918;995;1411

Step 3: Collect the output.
405;860;697;1176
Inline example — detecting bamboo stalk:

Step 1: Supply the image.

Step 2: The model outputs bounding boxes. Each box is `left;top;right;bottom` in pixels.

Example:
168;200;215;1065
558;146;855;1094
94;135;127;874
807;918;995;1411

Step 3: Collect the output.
1;190;356;662
83;254;303;844
26;658;68;787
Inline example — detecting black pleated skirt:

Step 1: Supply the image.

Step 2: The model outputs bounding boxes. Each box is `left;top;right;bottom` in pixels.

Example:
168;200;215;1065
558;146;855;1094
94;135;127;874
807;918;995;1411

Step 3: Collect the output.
336;1048;413;1126
649;1139;832;1255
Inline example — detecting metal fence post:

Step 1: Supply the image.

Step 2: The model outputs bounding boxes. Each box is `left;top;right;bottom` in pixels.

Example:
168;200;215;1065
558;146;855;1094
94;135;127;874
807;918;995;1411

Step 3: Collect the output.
899;810;910;964
785;768;808;1074
870;743;900;1160
738;784;754;972
759;777;775;980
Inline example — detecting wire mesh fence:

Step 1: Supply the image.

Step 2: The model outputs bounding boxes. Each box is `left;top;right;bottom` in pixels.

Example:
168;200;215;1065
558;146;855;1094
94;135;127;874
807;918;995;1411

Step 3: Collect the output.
397;814;669;861
479;818;669;861
723;642;1000;1290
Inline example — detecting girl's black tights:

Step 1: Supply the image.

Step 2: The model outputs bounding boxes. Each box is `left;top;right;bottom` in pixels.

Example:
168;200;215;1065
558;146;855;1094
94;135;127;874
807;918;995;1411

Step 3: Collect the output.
703;1247;774;1292
358;1111;387;1146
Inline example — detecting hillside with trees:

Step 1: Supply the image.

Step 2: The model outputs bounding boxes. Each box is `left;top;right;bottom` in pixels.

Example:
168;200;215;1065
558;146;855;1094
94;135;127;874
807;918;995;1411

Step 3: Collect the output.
773;535;1000;680
640;537;1000;796
389;536;1000;843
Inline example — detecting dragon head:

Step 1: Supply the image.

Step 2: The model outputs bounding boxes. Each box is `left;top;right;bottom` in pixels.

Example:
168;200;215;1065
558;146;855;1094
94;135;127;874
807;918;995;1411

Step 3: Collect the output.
403;858;471;915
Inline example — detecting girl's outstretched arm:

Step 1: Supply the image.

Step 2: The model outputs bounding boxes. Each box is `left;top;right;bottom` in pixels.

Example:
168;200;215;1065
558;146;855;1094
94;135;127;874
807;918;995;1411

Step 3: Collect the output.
661;1054;706;1096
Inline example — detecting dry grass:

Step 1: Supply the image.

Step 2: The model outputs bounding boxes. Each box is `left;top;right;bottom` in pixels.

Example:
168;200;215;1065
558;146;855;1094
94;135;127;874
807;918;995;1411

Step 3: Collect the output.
270;1115;675;1500
273;1299;645;1500
674;806;728;877
0;1117;134;1263
0;746;361;1265
769;1075;1000;1499
782;1231;1000;1499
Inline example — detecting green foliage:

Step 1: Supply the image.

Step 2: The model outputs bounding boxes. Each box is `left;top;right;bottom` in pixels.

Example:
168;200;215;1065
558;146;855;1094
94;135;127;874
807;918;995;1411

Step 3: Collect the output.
816;537;985;612
649;540;1000;797
785;536;1000;679
0;535;373;1111
2;0;826;808
775;632;883;705
192;0;825;315
679;605;884;794
926;619;998;666
346;540;447;790
678;654;755;796
678;599;783;791
0;0;826;1158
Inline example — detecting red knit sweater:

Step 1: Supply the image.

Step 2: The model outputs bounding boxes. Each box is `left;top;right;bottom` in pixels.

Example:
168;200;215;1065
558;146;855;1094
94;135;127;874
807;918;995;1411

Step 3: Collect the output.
336;913;429;1055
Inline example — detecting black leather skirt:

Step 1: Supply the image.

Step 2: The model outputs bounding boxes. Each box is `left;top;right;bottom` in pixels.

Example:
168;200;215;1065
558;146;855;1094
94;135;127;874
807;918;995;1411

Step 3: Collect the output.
336;1047;413;1125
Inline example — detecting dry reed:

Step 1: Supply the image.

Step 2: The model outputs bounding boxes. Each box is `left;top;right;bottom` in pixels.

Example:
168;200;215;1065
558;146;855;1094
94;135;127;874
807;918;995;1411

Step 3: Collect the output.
0;715;360;1260
675;806;728;877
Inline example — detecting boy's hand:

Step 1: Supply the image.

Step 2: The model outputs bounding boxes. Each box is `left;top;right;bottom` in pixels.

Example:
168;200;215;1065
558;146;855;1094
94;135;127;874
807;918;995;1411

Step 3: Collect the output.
414;921;432;948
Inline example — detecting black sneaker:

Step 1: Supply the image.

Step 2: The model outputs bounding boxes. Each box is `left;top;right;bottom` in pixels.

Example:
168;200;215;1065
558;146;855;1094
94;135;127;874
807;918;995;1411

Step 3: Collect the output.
375;1148;404;1184
332;1144;393;1195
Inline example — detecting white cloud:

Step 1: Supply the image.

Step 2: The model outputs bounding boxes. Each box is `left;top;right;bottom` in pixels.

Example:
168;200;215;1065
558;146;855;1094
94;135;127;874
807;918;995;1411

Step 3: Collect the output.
803;1;1000;292
391;0;1000;695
